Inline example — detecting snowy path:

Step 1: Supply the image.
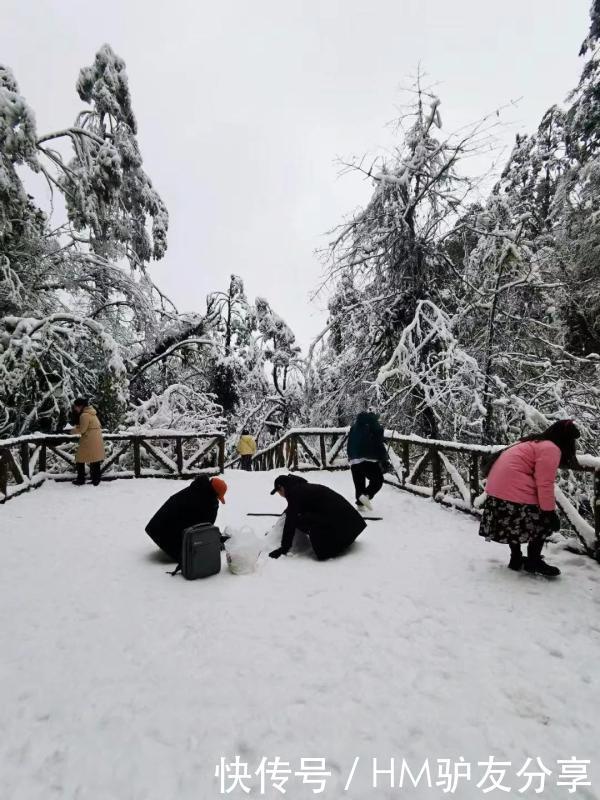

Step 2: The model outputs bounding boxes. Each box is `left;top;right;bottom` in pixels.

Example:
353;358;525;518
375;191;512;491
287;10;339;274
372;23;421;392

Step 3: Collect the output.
1;471;598;799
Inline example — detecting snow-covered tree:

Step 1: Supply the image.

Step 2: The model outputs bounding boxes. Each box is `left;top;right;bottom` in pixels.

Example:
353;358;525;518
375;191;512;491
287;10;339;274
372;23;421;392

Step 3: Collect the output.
310;0;600;459
0;64;46;321
0;48;305;440
39;44;168;270
0;50;175;434
314;79;495;433
375;300;487;440
204;275;254;412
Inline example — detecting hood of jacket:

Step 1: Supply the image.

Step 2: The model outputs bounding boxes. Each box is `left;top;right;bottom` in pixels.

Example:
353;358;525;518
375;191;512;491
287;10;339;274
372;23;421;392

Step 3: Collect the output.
354;411;379;427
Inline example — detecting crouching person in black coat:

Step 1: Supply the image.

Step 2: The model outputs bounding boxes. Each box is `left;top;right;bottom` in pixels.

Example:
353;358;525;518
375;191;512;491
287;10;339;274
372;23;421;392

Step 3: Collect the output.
269;475;366;561
145;475;227;561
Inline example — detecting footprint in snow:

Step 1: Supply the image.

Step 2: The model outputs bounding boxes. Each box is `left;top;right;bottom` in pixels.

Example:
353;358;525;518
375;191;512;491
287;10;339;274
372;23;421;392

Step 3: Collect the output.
544;647;565;659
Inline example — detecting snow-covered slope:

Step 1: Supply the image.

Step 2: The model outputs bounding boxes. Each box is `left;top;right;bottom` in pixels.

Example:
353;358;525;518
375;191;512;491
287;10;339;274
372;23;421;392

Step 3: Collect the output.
1;471;598;799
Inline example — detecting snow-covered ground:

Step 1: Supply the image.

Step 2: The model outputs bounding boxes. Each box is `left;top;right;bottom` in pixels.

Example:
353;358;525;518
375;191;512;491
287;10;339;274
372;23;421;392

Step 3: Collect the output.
1;470;598;800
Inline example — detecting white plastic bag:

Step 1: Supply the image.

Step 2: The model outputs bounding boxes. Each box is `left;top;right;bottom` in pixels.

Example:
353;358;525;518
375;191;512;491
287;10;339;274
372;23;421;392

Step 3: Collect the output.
224;525;262;575
262;513;311;555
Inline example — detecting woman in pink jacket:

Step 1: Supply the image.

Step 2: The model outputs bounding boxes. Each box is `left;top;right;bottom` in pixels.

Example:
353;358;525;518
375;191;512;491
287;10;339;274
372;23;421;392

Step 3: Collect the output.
479;420;580;576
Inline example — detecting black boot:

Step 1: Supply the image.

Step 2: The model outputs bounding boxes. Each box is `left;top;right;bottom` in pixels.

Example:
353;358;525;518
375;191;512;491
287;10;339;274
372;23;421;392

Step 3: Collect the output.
524;539;561;577
90;462;101;486
72;463;85;485
508;542;523;571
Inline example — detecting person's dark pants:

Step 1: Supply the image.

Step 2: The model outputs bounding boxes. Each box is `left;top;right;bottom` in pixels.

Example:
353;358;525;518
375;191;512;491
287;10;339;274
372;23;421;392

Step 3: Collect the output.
240;455;253;471
351;461;383;502
76;461;102;486
297;512;357;561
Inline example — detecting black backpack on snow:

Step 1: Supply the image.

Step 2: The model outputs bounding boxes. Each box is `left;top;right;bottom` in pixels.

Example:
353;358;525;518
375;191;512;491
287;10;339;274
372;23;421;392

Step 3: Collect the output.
169;523;222;579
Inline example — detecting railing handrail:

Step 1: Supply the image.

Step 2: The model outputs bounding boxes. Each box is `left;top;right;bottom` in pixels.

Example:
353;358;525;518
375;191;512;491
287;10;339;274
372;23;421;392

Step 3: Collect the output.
231;427;600;472
0;430;226;503
0;430;225;447
4;426;598;476
224;427;350;469
6;427;599;472
383;431;600;471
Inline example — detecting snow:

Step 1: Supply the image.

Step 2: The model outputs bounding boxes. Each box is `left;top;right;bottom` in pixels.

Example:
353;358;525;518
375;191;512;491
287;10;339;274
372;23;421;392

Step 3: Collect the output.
0;431;223;447
438;451;470;503
384;430;504;455
1;470;598;799
555;486;597;550
578;454;600;470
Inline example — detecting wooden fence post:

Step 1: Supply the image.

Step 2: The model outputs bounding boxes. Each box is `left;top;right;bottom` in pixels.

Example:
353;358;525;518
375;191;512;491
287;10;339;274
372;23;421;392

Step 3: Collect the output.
39;442;47;472
319;434;327;470
175;437;183;474
19;442;30;479
0;448;8;499
594;469;600;558
430;446;442;501
133;437;141;478
291;434;298;471
469;452;479;509
402;441;410;485
218;436;225;473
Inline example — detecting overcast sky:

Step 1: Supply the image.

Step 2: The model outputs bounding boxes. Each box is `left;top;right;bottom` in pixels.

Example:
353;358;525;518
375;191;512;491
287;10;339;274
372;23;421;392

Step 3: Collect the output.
2;0;591;348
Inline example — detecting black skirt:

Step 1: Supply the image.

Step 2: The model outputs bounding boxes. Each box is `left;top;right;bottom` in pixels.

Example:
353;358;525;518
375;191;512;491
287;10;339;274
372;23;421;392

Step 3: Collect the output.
479;496;548;545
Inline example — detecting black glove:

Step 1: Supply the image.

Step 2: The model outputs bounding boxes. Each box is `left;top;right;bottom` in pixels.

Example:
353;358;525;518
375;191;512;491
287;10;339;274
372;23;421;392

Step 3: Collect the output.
541;510;561;532
269;547;287;559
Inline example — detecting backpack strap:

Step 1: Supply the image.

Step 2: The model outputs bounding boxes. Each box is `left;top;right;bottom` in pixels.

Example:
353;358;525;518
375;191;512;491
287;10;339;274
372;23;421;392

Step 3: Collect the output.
167;564;182;576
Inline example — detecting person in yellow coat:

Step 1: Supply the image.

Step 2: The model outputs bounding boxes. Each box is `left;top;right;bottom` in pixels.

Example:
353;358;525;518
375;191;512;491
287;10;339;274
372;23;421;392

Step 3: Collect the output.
237;429;257;471
70;397;105;486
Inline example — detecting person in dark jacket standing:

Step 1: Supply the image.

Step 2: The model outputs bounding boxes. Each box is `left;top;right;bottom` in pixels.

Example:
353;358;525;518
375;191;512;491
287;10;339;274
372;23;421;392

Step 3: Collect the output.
145;475;227;561
347;411;387;510
268;474;367;561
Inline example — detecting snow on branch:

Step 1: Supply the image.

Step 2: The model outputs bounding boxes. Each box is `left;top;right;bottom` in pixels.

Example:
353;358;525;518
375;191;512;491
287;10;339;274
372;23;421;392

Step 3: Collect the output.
375;300;487;436
122;384;225;433
131;337;214;379
0;312;128;433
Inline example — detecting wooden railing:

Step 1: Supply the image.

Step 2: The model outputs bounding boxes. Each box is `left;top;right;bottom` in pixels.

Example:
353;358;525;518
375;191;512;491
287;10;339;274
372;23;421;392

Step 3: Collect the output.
225;427;350;472
0;432;225;502
229;427;600;558
4;426;599;558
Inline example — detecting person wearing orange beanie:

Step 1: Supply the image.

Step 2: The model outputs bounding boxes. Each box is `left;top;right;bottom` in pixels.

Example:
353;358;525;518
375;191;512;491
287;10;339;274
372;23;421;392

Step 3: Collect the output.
145;474;228;561
209;476;228;505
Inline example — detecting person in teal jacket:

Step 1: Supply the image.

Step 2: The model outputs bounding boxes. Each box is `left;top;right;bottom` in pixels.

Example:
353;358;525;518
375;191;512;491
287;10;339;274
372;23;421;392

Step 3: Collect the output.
347;411;387;510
